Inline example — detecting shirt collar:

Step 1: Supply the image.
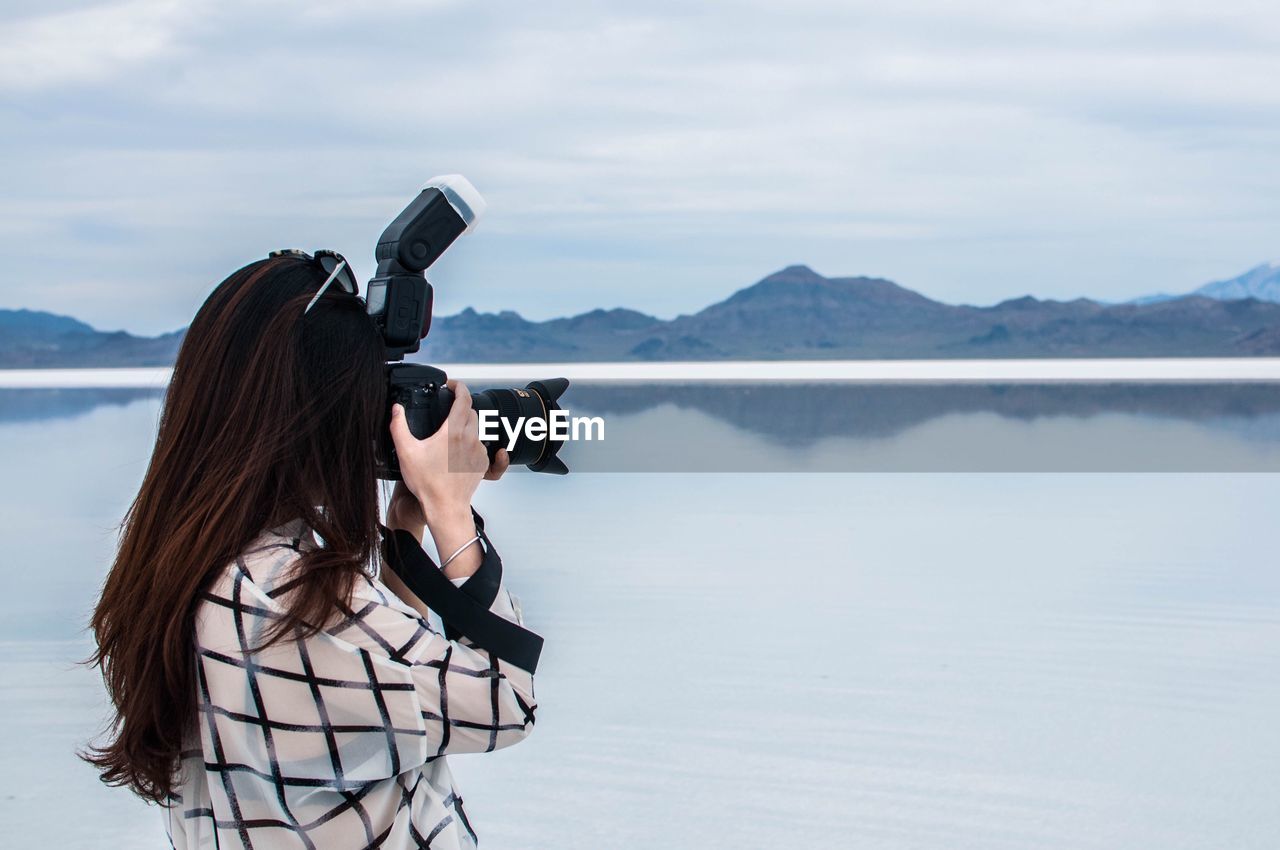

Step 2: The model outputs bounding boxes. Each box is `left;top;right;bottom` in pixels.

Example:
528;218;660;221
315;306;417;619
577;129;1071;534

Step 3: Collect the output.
263;517;314;544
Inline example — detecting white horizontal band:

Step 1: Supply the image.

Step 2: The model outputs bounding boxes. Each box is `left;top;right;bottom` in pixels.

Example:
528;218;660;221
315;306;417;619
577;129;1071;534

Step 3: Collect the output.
4;358;1280;388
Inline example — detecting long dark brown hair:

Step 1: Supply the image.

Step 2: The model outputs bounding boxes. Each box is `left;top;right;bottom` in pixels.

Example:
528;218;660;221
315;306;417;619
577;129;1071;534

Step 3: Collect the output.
84;256;387;802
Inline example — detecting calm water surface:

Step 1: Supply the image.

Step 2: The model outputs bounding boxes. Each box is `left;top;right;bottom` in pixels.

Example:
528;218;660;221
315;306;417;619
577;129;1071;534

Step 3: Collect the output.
1;387;1278;848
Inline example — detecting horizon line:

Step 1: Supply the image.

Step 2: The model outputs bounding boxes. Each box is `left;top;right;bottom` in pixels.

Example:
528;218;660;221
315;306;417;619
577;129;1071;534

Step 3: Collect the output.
4;358;1280;389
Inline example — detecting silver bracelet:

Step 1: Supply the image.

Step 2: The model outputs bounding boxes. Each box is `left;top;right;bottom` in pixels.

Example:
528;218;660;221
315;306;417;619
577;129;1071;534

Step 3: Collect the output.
441;535;481;568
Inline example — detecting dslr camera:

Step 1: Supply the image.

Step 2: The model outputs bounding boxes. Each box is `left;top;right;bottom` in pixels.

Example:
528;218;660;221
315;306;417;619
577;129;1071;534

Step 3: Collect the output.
364;176;570;479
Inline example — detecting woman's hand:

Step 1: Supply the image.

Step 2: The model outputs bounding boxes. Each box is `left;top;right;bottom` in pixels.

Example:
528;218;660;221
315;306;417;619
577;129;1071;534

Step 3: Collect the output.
390;379;486;522
386;481;427;541
389;380;509;578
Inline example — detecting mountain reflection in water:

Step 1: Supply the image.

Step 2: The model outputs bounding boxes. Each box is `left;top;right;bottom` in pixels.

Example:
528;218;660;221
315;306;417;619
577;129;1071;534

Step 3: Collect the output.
4;382;1279;472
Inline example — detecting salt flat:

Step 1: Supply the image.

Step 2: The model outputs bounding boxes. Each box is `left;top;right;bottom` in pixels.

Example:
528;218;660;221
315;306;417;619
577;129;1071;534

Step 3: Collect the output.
4;392;1280;848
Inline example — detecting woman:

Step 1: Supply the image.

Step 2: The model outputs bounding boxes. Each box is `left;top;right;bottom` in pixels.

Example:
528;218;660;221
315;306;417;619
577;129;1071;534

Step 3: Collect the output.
85;254;536;848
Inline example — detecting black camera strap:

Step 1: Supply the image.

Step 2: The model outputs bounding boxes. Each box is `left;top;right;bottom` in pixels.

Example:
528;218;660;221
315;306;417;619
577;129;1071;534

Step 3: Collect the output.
380;519;543;674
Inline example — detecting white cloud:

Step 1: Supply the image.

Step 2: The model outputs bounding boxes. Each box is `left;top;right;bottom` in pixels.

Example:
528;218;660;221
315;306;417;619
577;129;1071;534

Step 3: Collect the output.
0;0;208;91
2;0;1279;332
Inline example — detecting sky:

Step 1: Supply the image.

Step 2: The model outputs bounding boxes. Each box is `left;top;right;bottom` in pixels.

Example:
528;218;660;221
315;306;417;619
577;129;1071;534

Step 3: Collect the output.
2;0;1279;335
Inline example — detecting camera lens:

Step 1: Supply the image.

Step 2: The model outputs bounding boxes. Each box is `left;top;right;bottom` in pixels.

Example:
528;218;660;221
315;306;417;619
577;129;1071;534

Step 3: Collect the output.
472;386;554;466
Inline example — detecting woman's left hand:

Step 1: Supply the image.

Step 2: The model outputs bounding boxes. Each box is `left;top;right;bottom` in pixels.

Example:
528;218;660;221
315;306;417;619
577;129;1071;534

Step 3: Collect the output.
387;481;427;537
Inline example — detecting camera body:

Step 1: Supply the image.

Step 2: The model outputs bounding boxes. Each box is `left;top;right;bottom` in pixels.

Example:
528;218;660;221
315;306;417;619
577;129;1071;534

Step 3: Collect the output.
370;176;569;479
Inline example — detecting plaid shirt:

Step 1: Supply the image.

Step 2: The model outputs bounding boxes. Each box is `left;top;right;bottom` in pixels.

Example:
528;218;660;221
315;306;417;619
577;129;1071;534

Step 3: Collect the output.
165;519;537;849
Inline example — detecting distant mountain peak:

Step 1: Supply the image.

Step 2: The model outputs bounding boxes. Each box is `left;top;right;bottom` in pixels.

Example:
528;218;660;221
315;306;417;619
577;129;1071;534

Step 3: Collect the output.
0;308;95;336
731;265;919;299
544;306;659;333
994;295;1041;309
0;308;180;367
760;264;825;284
1229;260;1275;276
991;294;1100;311
1194;261;1280;303
1130;259;1280;306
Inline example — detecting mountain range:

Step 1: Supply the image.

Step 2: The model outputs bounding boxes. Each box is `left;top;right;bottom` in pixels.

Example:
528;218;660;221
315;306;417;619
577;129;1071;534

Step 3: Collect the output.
0;309;185;368
3;262;1280;367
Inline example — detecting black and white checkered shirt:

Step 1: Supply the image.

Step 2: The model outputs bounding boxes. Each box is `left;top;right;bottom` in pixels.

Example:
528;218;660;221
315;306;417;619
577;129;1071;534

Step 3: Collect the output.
165;518;537;849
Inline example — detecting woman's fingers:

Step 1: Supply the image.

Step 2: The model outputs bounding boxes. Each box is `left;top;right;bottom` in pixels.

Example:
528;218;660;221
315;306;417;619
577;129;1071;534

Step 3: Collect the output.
467;428;489;472
388;403;416;451
386;480;426;530
446;380;473;432
438;381;488;473
484;448;510;481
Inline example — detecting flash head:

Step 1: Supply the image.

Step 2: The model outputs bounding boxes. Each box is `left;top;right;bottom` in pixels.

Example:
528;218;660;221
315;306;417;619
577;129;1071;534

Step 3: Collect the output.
428;174;486;236
366;175;486;360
